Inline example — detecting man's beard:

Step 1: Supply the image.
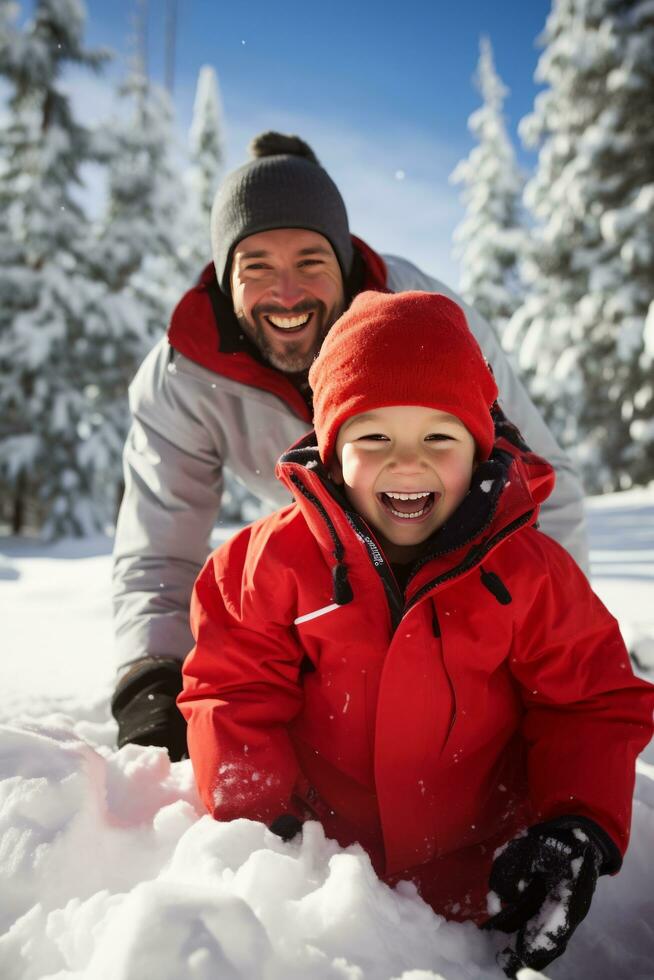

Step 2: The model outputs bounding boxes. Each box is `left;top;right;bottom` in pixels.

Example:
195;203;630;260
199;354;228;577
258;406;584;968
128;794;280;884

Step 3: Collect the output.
236;298;345;373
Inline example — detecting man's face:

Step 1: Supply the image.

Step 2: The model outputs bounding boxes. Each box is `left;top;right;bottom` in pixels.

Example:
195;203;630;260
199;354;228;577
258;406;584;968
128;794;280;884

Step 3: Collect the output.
331;405;476;564
230;228;346;373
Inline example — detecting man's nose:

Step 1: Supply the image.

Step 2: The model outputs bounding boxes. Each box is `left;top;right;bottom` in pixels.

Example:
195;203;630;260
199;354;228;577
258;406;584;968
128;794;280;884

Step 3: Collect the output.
271;271;305;307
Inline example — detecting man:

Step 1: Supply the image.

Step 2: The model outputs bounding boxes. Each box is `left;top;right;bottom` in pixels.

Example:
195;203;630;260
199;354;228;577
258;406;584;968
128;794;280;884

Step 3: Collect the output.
111;132;589;761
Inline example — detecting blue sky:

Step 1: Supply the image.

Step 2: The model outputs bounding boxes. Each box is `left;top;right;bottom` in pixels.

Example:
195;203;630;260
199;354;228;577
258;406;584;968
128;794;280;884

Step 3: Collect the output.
73;0;552;287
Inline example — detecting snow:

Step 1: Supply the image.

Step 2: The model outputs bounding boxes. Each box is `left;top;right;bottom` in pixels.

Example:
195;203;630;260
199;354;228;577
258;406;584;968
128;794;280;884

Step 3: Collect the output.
1;489;653;980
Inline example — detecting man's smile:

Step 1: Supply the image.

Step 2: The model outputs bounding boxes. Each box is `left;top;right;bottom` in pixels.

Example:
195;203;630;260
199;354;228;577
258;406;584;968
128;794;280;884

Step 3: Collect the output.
264;311;314;333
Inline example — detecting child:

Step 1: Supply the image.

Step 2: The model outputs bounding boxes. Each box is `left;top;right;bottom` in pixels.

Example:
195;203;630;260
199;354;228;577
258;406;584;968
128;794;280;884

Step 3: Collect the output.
179;291;653;976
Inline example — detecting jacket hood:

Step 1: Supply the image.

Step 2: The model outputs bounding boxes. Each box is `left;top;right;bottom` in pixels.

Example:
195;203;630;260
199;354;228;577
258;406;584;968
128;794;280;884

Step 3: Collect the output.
274;408;555;614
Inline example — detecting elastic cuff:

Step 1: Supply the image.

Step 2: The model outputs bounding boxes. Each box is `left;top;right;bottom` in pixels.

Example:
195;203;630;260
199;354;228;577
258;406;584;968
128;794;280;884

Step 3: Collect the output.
111;658;183;715
269;814;303;841
533;815;623;874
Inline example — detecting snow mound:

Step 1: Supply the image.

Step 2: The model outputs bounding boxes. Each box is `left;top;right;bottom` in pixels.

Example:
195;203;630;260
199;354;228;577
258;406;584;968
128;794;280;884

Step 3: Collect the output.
0;723;496;980
0;719;653;979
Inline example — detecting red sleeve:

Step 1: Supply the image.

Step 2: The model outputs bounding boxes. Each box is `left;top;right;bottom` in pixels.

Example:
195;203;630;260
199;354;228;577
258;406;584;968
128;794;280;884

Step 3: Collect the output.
178;526;306;824
510;536;654;856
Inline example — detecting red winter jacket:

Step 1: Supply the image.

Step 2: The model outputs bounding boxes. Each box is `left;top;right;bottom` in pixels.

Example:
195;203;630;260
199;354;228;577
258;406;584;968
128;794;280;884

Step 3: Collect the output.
179;429;654;921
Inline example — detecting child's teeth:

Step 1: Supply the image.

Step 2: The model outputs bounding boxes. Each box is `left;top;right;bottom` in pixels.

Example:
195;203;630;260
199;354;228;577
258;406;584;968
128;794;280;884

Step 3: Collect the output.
389;506;427;519
381;491;435;519
385;491;430;500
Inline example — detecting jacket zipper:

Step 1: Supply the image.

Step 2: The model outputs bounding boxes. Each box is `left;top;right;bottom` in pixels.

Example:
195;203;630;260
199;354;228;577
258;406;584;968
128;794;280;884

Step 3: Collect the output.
403;509;535;616
289;473;404;631
343;510;404;631
289;472;533;632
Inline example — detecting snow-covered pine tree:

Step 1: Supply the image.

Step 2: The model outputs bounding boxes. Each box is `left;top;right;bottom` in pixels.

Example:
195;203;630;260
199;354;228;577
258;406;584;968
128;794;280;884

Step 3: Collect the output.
449;36;525;346
0;1;30;531
574;1;654;489
88;29;187;524
180;64;225;278
179;64;264;524
0;0;111;536
99;41;184;326
506;0;654;491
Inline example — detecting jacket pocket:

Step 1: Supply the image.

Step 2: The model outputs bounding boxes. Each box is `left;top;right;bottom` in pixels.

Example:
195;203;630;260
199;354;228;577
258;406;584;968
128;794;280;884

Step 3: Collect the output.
433;610;457;753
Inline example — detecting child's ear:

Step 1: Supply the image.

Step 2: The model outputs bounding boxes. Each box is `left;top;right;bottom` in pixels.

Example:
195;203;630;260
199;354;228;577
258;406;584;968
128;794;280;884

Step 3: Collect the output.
329;456;344;485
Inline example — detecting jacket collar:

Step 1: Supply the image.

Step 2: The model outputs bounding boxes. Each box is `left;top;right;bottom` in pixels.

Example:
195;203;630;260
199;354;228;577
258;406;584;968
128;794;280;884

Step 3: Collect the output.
166;236;388;423
276;413;555;614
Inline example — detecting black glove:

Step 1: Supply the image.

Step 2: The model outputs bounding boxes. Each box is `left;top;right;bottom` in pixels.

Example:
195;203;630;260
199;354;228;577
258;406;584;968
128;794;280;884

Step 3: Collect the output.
111;658;188;762
269;814;303;841
484;818;614;977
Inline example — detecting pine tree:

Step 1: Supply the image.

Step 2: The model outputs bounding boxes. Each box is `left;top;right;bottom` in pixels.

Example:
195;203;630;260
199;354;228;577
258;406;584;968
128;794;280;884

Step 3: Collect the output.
506;0;654;491
0;1;30;531
574;1;654;488
450;37;525;344
84;29;188;528
504;0;610;456
99;49;184;324
179;64;264;524
0;0;111;536
180;64;225;278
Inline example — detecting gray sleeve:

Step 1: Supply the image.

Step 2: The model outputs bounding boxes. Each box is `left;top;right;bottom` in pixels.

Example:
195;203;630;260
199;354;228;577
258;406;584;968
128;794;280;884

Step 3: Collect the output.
112;339;225;672
384;255;590;573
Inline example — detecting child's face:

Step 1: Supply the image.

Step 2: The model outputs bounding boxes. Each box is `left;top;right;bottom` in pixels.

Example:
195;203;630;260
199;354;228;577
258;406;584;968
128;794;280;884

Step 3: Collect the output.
331;405;476;563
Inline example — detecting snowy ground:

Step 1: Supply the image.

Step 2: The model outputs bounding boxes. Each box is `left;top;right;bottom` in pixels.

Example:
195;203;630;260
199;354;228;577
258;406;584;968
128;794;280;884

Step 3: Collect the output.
1;488;653;980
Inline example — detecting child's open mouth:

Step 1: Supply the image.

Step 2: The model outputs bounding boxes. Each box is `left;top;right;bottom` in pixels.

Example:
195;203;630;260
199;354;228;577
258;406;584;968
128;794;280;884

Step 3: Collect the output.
378;491;439;521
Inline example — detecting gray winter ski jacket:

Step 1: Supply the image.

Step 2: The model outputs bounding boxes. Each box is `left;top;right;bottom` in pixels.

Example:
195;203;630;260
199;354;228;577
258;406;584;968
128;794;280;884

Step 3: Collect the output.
112;250;589;674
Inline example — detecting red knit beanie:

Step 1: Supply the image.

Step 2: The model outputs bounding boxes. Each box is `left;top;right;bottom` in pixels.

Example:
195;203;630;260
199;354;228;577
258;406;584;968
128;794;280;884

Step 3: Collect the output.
309;290;499;466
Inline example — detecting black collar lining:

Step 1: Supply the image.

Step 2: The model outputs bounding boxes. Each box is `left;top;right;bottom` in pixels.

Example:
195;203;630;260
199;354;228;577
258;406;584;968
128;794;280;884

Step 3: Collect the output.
281;436;515;579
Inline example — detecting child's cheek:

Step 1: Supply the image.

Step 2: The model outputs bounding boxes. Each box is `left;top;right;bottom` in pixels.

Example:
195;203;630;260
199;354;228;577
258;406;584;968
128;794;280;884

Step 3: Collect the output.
340;447;364;488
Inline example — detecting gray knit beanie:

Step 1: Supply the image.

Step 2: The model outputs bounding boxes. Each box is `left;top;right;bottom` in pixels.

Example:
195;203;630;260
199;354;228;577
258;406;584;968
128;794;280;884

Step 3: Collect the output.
210;132;353;294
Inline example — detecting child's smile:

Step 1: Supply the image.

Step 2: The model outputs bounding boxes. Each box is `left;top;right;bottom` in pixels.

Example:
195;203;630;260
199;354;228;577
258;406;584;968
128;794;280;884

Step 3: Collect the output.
332;405;477;563
378;490;438;522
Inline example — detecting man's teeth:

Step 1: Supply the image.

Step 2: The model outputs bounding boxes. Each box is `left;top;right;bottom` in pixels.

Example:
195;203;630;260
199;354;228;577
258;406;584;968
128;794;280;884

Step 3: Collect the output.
267;313;311;329
384;491;431;501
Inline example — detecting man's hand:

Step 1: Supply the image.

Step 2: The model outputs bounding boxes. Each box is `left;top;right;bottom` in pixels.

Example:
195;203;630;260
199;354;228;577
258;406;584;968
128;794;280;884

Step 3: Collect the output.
484;820;605;977
111;658;188;762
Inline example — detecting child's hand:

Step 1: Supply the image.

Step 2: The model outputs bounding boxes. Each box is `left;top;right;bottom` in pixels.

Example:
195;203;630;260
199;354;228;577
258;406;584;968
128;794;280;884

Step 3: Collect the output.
269;814;303;841
484;821;603;977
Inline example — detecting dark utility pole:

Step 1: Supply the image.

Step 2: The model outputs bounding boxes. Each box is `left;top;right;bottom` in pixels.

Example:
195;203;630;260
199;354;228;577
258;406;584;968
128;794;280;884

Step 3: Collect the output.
165;0;178;95
136;0;148;80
